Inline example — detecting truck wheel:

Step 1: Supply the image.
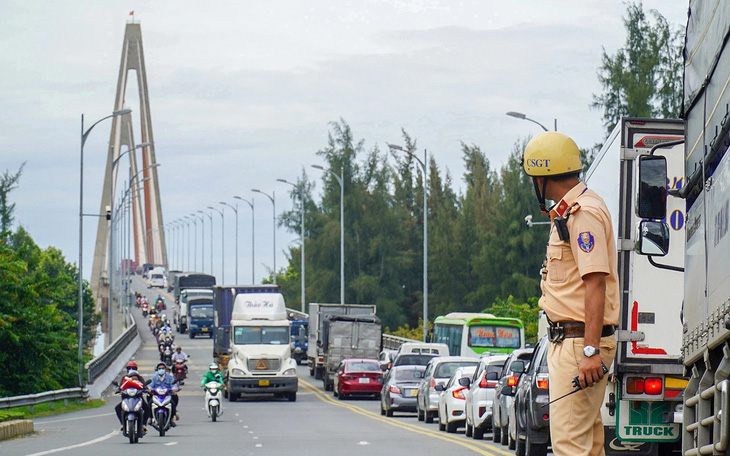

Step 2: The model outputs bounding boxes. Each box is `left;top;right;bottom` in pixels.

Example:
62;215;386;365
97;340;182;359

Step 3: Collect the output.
315;367;323;380
309;363;315;377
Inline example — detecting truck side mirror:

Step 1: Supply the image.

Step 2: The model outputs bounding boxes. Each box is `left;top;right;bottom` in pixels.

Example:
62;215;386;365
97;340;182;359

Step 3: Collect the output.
636;155;668;220
635;220;670;256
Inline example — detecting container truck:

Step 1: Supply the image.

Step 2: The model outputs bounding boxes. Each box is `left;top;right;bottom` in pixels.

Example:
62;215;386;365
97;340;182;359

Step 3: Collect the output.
307;303;377;380
290;319;308;365
635;2;730;453
585;118;687;455
320;314;383;391
224;291;298;402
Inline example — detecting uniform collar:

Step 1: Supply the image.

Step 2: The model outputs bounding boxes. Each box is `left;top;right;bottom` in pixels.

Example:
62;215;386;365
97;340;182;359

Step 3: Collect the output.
550;182;587;218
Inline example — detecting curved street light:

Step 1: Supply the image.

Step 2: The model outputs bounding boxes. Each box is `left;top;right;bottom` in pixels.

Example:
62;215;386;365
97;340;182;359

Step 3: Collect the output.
251;189;276;285
220;202;239;284
234;196;255;284
277;178;306;312
208;206;225;283
199;210;213;276
506;111;554;132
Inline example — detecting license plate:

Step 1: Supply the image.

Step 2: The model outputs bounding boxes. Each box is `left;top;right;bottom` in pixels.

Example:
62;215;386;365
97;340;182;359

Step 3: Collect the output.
258;380;270;386
410;389;418;397
358;378;369;384
201;327;208;332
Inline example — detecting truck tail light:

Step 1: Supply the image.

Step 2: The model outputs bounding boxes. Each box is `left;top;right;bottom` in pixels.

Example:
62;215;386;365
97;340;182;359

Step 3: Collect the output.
627;377;663;395
507;376;519;387
627;377;645;394
536;373;549;389
452;387;467;400
390;385;401;395
645;378;662;395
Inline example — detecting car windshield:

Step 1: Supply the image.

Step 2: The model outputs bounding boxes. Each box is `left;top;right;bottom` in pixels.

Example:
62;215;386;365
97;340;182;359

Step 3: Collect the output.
467;325;521;348
233;326;289;345
190;305;213;319
394;354;436;366
394;367;425;381
435;361;478;378
346;362;380;372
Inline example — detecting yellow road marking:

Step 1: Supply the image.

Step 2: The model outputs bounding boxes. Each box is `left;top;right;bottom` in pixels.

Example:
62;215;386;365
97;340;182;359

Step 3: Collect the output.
298;378;513;456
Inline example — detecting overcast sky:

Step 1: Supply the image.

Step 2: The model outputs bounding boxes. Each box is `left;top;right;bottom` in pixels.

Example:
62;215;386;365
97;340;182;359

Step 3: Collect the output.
2;1;689;285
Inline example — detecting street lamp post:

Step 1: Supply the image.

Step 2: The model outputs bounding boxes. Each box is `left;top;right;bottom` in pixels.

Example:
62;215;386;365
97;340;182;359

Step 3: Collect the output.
251;190;276;285
277;178;306;312
184;216;192;271
311;165;344;306
387;144;429;342
78;108;131;386
190;214;197;271
506;111;555;132
234;196;255;284
201;210;213;278
193;213;205;274
220;202;239;284
208;206;225;283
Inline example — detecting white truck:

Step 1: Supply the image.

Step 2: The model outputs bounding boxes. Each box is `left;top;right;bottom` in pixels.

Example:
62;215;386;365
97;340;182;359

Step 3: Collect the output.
586;118;687;454
175;288;214;334
307;303;377;380
635;2;730;454
225;292;298;402
147;266;166;288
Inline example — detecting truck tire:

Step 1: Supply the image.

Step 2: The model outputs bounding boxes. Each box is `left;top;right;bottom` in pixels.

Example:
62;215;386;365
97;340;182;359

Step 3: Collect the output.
315;367;323;380
309;362;315;377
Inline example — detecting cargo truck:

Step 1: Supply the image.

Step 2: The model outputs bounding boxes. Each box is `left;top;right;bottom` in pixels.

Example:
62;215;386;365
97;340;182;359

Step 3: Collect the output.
224;291;298;402
585;118;687;455
634;2;730;453
307;303;377;380
187;296;214;339
320;314;382;391
175;288;214;334
173;272;215;304
290;319;308;365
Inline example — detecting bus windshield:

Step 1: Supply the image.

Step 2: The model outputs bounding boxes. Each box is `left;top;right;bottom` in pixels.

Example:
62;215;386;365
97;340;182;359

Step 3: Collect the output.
467;325;521;348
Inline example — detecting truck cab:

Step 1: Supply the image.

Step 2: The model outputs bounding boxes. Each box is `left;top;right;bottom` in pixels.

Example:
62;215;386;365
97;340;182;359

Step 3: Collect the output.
176;288;214;334
225;292;298;402
187;296;214;339
290;319;308;365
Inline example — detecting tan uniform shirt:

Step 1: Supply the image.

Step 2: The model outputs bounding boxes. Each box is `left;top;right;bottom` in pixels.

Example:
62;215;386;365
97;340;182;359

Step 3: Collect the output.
539;182;619;325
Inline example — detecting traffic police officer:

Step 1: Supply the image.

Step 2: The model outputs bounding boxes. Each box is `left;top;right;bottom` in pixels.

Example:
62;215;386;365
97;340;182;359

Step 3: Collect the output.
523;132;619;456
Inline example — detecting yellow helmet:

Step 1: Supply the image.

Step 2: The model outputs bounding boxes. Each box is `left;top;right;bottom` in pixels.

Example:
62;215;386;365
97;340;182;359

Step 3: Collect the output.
522;132;582;177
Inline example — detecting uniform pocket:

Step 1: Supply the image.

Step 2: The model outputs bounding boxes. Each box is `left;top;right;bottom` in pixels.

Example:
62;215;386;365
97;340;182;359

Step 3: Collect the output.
546;246;566;283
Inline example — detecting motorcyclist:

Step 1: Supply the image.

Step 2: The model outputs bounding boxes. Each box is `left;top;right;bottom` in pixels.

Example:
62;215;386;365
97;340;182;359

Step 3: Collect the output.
201;363;223;386
149;361;180;426
172;347;189;365
115;362;150;433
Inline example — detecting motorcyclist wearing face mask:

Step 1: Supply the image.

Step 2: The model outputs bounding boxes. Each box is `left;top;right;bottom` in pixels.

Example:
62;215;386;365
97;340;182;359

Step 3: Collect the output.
149;362;180;425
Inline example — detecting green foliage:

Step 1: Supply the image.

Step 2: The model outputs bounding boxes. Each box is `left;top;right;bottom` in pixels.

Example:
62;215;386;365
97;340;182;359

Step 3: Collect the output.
0;410;26;422
277;120;551;333
485;295;541;346
0;163;25;240
386;319;433;341
592;2;683;136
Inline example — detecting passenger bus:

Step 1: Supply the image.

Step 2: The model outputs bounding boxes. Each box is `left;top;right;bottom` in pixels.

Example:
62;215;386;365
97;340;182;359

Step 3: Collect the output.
432;312;524;357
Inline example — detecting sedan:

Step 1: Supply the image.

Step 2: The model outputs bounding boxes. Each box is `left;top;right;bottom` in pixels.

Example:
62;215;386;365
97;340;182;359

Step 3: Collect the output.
417;356;480;423
333;358;383;399
437;365;477;433
380;365;426;417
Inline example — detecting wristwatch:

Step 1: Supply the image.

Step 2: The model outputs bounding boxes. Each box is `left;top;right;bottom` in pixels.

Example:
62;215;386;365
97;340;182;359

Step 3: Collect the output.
583;345;600;357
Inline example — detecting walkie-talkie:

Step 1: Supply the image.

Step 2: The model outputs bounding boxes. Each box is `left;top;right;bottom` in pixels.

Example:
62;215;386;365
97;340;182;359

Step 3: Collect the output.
553;216;570;241
541;362;609;407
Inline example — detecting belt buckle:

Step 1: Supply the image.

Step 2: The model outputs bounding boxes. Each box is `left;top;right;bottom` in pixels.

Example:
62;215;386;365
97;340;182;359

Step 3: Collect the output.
548;325;565;344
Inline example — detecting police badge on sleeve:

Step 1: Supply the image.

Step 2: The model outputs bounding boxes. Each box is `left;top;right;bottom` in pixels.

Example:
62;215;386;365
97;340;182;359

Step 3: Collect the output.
577;231;594;253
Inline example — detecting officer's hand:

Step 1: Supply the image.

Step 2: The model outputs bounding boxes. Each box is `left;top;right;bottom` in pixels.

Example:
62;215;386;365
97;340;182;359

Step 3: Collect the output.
578;355;604;389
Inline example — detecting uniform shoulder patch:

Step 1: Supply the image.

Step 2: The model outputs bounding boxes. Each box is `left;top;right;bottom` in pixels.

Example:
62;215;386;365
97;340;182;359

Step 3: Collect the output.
577;231;594;253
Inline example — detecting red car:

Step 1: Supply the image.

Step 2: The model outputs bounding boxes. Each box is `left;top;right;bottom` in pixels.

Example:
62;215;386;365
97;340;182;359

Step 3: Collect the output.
333;358;383;400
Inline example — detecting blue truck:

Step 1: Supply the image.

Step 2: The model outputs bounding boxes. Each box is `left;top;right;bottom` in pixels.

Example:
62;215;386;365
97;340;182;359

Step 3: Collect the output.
187;296;214;338
290;319;308;365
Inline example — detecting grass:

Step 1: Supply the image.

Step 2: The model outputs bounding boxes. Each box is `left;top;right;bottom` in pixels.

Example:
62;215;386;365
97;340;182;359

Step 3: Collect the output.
0;399;106;421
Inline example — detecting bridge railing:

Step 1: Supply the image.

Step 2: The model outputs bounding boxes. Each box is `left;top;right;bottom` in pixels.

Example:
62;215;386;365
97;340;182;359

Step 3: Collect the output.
382;333;420;350
85;305;138;384
0;388;88;412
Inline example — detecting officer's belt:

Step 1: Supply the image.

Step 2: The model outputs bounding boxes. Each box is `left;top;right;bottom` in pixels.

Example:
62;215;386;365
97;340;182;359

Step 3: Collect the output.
548;321;615;343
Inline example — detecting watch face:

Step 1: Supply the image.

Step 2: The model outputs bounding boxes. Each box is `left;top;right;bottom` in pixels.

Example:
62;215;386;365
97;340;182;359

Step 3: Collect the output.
584;346;598;357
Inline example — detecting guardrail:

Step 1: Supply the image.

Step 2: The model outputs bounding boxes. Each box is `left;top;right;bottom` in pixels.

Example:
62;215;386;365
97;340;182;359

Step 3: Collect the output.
286;308;308;320
0;387;88;412
85;306;138;384
382;333;420;350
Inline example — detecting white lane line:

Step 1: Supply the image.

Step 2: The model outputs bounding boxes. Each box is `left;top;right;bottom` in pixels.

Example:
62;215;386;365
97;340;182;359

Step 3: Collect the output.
357;441;370;445
24;430;118;456
164;442;178;446
36;413;114;424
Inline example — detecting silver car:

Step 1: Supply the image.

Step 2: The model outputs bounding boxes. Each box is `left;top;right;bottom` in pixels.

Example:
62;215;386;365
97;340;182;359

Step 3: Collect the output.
463;354;508;439
491;348;534;445
416;356;479;423
380;365;426;416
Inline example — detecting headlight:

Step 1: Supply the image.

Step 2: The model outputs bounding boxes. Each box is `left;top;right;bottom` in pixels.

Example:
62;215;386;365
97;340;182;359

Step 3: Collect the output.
283;368;296;376
231;368;246;376
133;400;143;411
121;401;130;412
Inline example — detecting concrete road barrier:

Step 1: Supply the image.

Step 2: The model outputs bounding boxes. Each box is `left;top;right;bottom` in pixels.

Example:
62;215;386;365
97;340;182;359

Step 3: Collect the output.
0;420;34;440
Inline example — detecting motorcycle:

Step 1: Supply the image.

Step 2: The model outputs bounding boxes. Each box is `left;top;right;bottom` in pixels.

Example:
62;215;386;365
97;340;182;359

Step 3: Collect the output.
173;360;187;385
203;381;223;422
135;296;142;308
156;297;166;310
161;345;173;366
149;386;174;436
141;302;149;317
114;378;146;444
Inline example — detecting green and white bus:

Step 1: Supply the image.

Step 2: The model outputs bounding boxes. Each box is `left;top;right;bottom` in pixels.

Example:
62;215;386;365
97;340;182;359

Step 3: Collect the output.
432;312;524;357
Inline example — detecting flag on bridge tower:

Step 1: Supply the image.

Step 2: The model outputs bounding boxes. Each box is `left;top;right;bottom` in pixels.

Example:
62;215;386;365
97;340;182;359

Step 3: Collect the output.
129;11;134;22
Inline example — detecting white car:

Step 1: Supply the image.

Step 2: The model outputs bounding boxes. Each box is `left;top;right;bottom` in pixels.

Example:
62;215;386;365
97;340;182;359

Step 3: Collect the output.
416;356;480;423
437;365;477;433
464;354;508;439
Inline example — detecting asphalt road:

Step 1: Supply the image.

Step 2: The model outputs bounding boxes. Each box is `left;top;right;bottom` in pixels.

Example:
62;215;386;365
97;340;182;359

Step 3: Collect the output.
0;280;516;456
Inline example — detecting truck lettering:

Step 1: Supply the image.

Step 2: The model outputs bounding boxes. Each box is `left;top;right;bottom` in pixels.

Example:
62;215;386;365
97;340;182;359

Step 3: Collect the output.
623;426;675;437
714;200;729;247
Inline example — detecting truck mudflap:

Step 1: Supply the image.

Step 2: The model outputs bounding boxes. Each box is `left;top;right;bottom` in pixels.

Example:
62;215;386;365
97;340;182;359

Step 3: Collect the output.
228;377;298;394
